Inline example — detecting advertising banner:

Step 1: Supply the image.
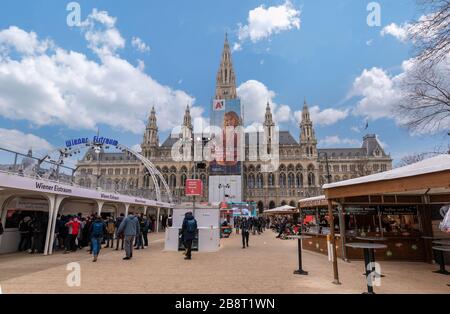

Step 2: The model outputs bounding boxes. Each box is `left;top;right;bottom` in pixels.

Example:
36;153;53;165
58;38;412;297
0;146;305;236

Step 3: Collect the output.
209;98;243;176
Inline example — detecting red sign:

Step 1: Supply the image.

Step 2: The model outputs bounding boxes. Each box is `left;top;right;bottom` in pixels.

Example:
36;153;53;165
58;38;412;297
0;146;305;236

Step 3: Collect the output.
185;179;203;196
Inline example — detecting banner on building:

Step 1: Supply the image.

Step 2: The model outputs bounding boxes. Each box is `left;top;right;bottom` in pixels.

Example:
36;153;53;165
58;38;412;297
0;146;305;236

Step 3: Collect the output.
209;99;243;176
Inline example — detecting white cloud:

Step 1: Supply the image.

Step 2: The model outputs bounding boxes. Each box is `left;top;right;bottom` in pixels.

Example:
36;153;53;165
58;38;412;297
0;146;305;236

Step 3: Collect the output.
349;54;450;134
237;80;292;125
351;126;361;133
81;9;125;57
366;39;374;46
0;10;201;135
349;67;402;120
381;22;410;42
237;80;276;124
132;37;150;53
238;80;349;128
319;135;361;147
294;106;349;126
235;1;301;49
232;42;242;52
0;128;53;155
0;26;53;56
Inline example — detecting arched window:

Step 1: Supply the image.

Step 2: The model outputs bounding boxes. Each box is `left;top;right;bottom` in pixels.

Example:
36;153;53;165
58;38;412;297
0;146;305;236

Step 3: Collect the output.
308;172;315;187
296;173;303;187
181;174;187;187
170;174;177;188
248;174;255;189
268;173;274;187
257;173;264;188
288;173;295;188
86;179;91;189
279;173;287;188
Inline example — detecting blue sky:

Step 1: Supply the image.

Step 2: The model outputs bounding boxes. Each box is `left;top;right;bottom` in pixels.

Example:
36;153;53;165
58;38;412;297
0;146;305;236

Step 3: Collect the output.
0;0;448;165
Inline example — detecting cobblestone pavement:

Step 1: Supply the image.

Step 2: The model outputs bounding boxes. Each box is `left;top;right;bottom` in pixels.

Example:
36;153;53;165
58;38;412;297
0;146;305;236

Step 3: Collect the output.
0;231;449;294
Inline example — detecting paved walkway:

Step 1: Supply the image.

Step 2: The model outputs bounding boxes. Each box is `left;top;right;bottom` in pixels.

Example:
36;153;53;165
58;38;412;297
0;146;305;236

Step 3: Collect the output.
0;231;449;294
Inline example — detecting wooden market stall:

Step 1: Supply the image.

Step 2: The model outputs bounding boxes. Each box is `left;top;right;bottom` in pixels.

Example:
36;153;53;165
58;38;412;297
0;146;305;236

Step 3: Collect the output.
320;154;450;263
298;196;346;259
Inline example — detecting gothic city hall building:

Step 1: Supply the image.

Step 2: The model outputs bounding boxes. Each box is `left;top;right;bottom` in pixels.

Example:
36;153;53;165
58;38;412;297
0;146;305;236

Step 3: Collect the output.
76;36;393;211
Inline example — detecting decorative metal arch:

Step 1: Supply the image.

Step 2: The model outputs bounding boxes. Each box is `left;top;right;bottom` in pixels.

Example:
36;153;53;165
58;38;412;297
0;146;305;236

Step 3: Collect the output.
39;140;173;203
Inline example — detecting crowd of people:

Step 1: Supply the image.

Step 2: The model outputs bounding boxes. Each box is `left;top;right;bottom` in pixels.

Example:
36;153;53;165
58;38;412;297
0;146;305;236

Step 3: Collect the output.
16;212;161;262
17;212;49;254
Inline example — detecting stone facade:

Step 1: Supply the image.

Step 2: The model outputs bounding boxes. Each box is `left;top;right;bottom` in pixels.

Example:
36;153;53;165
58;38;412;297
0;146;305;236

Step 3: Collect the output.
75;36;393;210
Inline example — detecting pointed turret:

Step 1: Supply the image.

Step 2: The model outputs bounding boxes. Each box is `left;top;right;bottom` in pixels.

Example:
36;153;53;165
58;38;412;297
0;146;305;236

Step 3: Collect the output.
300;100;317;157
215;34;237;100
181;105;193;140
141;106;159;158
264;102;275;127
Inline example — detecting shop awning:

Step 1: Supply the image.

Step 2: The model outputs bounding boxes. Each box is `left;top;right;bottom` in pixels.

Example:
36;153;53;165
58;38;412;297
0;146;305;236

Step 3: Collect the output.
264;205;298;215
299;195;338;208
323;154;450;200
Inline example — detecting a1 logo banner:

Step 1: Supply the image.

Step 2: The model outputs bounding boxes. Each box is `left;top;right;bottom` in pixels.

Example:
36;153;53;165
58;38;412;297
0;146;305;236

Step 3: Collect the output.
213;99;225;111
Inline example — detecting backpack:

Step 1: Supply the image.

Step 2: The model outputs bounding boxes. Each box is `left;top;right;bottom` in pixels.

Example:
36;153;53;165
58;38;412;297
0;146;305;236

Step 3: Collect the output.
91;221;104;237
186;219;196;233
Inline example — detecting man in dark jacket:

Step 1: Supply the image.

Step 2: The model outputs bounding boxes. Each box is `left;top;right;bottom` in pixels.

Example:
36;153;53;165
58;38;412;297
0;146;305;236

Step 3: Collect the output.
181;212;197;260
241;216;251;249
115;214;125;251
18;216;31;251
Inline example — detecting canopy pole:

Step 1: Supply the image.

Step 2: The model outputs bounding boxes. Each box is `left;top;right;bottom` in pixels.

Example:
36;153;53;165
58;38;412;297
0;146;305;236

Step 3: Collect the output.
328;199;341;285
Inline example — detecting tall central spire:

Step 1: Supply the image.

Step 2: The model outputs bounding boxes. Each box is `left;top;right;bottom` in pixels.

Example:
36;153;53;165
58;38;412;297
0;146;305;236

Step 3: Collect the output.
215;33;237;100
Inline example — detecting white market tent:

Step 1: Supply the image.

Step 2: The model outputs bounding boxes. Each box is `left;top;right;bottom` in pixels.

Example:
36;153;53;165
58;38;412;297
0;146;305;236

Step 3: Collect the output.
264;205;298;215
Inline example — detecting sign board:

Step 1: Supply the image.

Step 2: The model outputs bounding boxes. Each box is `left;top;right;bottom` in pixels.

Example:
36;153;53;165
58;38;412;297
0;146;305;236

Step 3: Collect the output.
0;172;172;208
380;206;417;216
345;207;378;215
185;179;203;196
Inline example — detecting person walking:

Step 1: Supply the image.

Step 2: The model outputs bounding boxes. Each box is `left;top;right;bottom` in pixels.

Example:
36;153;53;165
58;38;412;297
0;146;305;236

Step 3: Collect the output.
117;212;140;260
115;214;125;251
65;216;81;253
29;214;45;254
105;217;115;248
18;216;31;252
90;216;106;262
181;212;197;260
241;216;251;249
142;215;150;248
135;215;145;250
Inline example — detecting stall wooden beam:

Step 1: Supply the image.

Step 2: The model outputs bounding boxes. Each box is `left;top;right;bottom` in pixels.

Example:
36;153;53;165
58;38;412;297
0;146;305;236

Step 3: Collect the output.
328;199;341;285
